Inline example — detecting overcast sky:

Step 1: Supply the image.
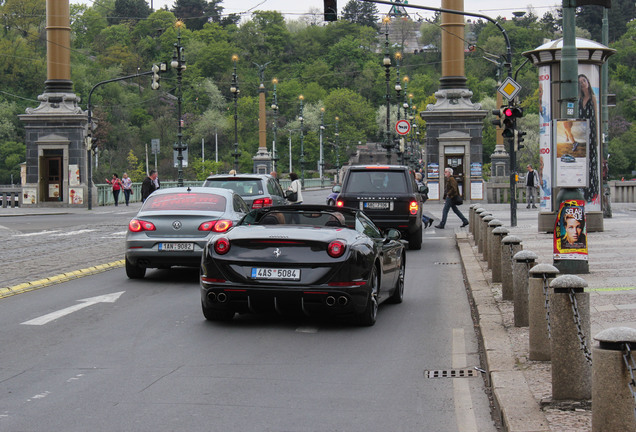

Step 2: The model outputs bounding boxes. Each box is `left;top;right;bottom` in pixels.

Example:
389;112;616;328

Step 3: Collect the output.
74;0;563;21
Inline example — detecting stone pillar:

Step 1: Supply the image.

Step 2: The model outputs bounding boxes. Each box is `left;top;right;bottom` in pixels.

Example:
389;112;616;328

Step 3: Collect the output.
486;218;502;269
468;204;477;234
513;250;538;327
491;226;509;283
501;235;522;301
473;208;486;245
593;327;636;432
480;214;493;255
550;275;592;400
528;264;559;361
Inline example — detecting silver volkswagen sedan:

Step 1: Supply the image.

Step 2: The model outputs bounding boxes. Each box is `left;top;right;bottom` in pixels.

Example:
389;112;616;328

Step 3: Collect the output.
125;187;249;279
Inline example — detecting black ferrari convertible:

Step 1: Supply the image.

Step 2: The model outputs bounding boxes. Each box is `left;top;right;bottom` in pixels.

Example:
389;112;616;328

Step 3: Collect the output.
200;205;406;326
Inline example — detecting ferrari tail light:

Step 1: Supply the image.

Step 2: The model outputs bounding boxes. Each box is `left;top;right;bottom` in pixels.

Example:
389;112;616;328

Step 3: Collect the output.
327;240;346;258
409;200;419;215
129;219;156;232
336;200;344;207
199;220;233;232
214;237;230;255
251;197;273;208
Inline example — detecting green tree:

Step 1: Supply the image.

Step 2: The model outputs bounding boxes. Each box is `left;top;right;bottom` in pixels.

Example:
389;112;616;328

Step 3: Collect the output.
342;0;379;30
0;141;25;184
109;0;151;25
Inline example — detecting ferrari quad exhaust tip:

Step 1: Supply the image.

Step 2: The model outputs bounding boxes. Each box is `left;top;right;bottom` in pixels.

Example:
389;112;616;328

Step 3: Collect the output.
326;296;336;307
217;292;228;303
207;292;216;302
338;296;348;306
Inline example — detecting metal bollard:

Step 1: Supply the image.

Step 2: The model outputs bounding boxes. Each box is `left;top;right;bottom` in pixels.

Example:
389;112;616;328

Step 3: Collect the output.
550;275;592;400
474;208;486;246
592;327;636;432
480;215;494;256
501;235;522;301
491;226;509;283
528;264;559;361
486;219;502;270
513;250;538;327
468;205;475;234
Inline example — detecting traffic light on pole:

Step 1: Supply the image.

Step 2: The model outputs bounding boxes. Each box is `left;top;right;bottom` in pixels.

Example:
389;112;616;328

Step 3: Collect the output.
324;0;337;22
515;130;527;151
502;106;515;138
491;108;503;128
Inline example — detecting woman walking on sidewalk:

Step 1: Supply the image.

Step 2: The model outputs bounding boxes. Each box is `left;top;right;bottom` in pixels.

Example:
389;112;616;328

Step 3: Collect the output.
435;167;469;229
121;173;133;206
106;173;122;206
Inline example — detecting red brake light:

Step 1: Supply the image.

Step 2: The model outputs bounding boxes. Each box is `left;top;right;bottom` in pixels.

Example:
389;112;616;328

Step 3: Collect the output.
198;220;233;232
129;219;156;232
214;237;230;255
336;200;344;207
327;240;346;258
409;200;419;215
251;197;273;208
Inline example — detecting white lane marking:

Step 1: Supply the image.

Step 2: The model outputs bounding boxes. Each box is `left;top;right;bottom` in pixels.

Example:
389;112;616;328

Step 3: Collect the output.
21;291;125;326
453;328;479;432
13;230;61;237
50;229;96;237
101;231;127;239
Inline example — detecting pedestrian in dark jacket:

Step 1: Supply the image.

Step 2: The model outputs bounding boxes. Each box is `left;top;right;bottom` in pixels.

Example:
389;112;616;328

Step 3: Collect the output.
525;164;538;208
435;167;469;229
141;170;158;202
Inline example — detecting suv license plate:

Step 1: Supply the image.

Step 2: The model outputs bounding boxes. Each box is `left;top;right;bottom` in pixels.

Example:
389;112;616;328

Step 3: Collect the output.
252;268;300;280
159;242;194;251
364;201;391;210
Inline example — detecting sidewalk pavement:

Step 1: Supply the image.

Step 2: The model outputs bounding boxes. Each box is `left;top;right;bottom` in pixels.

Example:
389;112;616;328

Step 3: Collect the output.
454;202;636;432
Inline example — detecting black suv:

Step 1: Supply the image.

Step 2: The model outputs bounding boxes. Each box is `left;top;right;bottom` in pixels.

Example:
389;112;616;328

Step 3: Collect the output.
333;165;426;250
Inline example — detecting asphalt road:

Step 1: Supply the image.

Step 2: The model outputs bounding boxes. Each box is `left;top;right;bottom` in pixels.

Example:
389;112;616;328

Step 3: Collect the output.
0;190;497;432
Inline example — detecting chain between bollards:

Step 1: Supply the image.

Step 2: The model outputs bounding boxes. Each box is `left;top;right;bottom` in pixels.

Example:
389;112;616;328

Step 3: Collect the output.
622;343;636;422
568;289;593;364
543;273;552;338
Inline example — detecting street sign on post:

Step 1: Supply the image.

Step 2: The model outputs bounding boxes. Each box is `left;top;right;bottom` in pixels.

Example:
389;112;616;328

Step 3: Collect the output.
395;119;411;135
151;139;160;154
498;77;522;101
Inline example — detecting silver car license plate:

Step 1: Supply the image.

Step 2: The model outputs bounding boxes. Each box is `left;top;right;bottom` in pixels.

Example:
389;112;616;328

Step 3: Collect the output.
364;201;390;210
158;242;194;251
251;268;300;280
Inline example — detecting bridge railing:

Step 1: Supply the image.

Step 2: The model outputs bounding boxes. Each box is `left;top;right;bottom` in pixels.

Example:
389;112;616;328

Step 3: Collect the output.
0;186;20;208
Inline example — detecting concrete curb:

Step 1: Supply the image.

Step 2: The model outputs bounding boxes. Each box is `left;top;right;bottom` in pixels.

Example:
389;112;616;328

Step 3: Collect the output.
0;260;124;298
457;234;551;432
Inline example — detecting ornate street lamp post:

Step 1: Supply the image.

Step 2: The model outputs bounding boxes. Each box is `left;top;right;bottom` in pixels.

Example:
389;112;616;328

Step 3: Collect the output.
171;21;186;186
334;116;341;184
298;95;305;186
230;54;241;172
319;107;325;187
271;78;279;173
382;16;393;164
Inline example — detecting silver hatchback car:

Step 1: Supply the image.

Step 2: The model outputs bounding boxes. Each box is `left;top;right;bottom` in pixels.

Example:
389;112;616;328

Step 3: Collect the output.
125;187;249;279
203;173;288;209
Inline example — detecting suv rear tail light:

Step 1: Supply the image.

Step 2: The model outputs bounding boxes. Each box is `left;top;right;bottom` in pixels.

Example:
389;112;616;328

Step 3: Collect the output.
214;237;231;254
199;220;233;232
327;240;346;258
336;200;344;207
409;200;419;215
252;197;273;208
129;219;156;232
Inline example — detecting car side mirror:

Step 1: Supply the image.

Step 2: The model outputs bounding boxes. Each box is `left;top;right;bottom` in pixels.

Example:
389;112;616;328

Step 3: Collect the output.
384;228;401;242
332;184;341;193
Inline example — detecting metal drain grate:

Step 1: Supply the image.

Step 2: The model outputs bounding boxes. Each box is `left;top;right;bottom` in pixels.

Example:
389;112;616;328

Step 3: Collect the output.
425;368;480;379
434;262;460;266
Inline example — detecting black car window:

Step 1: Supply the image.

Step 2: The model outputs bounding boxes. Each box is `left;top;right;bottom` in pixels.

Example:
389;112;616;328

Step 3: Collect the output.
144;193;226;211
355;213;382;238
347;171;407;193
233;194;249;213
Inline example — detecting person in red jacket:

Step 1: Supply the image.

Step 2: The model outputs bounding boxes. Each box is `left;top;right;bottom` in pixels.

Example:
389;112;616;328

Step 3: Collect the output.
106;173;122;206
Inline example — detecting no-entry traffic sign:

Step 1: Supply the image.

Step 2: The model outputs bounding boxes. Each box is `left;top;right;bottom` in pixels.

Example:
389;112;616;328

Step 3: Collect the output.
395;119;411;135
